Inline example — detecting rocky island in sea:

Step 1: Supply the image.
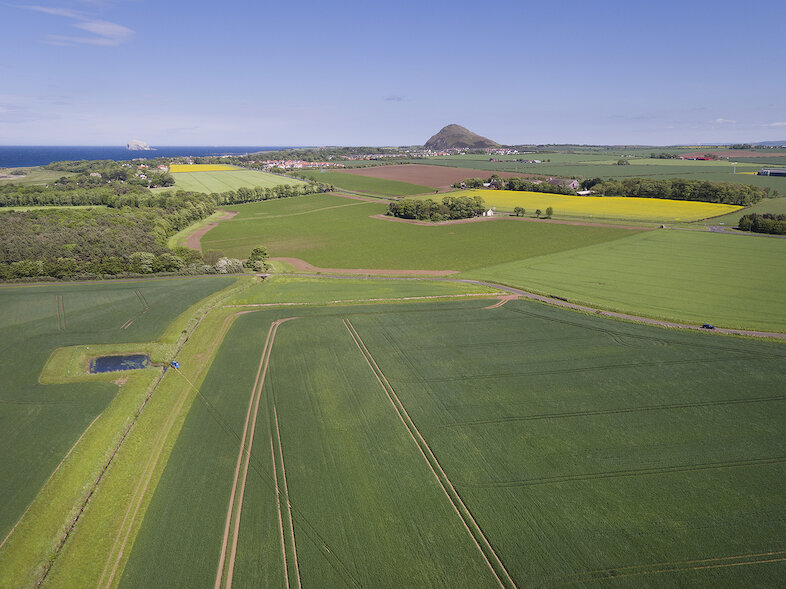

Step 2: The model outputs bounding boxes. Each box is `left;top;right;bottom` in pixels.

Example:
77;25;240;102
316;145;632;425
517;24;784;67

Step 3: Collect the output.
126;140;155;151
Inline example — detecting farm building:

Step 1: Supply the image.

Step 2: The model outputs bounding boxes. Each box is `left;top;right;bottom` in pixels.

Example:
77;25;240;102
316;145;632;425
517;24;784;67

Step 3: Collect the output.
757;168;786;177
547;178;580;190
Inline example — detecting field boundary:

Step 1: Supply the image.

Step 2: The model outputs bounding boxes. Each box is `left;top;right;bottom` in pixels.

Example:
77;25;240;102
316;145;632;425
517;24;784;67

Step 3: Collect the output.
343;318;517;589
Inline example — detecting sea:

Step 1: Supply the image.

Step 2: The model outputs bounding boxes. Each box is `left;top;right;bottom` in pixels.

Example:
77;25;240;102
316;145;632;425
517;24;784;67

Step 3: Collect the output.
0;146;298;168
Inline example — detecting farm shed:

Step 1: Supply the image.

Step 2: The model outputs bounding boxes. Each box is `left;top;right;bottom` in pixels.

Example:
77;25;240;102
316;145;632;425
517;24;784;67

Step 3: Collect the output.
757;168;786;177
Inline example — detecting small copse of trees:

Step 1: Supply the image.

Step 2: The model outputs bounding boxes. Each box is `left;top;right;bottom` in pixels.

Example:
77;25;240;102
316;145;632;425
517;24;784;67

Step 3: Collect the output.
738;213;786;235
387;195;486;222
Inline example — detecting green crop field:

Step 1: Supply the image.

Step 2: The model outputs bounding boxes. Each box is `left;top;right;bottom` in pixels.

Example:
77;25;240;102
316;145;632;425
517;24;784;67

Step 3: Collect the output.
201;193;638;270
295;169;435;196
709;196;786;226
117;299;786;587
227;275;501;304
170;168;306;193
0;276;235;570
468;229;786;332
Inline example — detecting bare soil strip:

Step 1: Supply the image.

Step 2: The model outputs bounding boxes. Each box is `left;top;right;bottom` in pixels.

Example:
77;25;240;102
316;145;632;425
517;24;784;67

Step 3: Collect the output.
186;210;239;251
270;257;458;276
273;404;302;589
343;318;517;589
484;295;519;309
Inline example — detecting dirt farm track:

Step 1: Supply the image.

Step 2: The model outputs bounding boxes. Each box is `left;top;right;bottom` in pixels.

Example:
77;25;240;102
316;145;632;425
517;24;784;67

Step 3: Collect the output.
336;164;541;189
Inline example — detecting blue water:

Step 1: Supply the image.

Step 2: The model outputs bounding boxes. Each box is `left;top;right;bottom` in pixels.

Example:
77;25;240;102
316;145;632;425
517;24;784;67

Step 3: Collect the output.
90;354;150;373
0;146;299;168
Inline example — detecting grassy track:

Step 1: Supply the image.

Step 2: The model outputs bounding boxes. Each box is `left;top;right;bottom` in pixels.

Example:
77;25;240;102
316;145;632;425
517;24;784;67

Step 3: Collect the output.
202;193;638;269
468;229;786;332
295;170;435;196
0;276;237;588
117;299;786;586
170;169;305;193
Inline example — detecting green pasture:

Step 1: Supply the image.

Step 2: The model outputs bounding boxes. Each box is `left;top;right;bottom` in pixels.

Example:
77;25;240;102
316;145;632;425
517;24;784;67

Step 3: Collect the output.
708;196;786;226
295;169;435;196
119;299;786;586
202;193;638;270
0;276;237;587
227;275;501;305
170;168;305;193
0;167;72;186
468;229;786;332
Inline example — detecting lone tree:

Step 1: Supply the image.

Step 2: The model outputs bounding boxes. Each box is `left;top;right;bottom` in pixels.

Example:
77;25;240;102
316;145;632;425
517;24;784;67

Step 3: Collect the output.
535;209;542;218
616;159;630;165
245;245;269;271
545;206;553;218
513;206;526;216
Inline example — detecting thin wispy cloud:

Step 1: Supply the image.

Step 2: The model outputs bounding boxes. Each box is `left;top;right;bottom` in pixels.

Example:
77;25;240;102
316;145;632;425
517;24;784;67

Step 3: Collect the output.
768;121;786;127
384;95;406;102
710;118;736;124
22;4;134;46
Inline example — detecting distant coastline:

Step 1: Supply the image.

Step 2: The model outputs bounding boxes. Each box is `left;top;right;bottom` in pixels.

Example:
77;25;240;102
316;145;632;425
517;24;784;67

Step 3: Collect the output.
0;146;301;168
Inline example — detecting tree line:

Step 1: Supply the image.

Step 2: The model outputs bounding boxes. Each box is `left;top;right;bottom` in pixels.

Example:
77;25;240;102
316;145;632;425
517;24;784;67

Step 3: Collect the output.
579;178;768;205
737;213;786;235
453;175;576;195
387;195;486;221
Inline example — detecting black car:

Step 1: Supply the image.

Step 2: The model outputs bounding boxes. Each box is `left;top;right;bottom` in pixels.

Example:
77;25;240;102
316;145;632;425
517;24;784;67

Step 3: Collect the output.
701;324;715;330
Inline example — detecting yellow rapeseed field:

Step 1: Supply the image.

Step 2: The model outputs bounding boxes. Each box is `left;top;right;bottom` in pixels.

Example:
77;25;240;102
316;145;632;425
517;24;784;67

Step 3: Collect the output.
168;164;238;173
447;189;742;222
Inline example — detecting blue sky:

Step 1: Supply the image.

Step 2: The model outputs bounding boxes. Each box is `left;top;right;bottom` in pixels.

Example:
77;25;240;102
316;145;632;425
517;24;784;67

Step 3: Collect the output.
1;0;785;146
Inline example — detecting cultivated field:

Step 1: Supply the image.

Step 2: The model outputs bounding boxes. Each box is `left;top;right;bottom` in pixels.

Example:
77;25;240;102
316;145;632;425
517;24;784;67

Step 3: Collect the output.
294;169;434;196
336;163;540;190
170;169;305;193
227;275;501;305
200;193;638;270
168;164;240;173
415;153;786;191
117;299;786;587
412;189;743;223
708;196;786;226
0;276;238;587
469;229;786;332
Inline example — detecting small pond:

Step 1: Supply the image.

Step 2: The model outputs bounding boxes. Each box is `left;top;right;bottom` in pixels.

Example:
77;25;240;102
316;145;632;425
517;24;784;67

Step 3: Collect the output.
90;354;150;373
